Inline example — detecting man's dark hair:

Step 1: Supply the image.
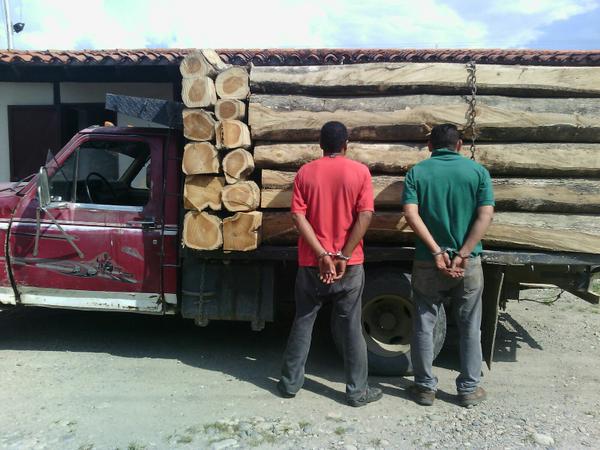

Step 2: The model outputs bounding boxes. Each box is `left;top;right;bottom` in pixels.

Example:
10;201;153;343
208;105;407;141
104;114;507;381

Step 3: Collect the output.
320;121;348;154
429;123;461;150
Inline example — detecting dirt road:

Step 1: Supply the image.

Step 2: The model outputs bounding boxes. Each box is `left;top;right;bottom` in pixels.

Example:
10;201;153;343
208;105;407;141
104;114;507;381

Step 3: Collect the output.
0;288;599;449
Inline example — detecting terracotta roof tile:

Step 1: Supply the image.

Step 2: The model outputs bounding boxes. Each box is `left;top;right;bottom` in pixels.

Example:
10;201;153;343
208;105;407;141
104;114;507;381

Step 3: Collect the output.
0;48;599;66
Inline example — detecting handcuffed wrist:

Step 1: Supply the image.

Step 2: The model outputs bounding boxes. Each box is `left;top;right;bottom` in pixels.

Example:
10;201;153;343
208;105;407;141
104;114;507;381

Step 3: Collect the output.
335;251;351;261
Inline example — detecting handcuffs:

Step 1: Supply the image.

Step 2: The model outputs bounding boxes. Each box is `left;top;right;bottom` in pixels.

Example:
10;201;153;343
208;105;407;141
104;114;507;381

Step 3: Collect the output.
317;251;351;261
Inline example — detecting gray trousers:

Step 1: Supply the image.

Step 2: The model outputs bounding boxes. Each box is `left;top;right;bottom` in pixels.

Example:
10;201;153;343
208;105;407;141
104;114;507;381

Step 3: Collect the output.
411;256;484;394
280;265;368;400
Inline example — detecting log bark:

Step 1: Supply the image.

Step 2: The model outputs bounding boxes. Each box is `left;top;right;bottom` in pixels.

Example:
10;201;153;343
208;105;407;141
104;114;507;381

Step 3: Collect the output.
260;170;404;209
261;211;600;253
180;49;229;79
254;142;600;176
248;94;600;142
215;67;250;99
183;109;216;141
222;148;255;184
260;170;600;213
183;175;225;211
215;120;251;149
215;99;247;121
182;76;217;108
223;211;262;251
222;181;260;212
183;211;223;250
250;63;600;97
182;142;220;175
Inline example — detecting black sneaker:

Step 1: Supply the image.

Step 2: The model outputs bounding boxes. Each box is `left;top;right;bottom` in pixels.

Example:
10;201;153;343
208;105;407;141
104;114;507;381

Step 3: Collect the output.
347;387;383;407
409;384;436;406
458;386;487;407
276;380;296;399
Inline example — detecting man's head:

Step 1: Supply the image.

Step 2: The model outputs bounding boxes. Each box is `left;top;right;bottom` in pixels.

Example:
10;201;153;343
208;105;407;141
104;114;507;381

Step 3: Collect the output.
428;123;462;152
320;121;348;155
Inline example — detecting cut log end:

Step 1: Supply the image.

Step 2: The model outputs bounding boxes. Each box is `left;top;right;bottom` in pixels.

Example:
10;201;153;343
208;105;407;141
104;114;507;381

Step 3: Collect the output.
183;175;225;211
183;211;223;250
216;67;250;100
223;211;263;251
182;142;220;175
180;49;229;79
223;148;255;184
222;181;260;212
182;76;217;108
183;109;216;142
216;120;251;150
215;99;247;121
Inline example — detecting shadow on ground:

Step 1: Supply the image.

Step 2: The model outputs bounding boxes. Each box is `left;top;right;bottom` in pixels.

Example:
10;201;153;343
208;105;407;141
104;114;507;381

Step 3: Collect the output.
0;305;541;404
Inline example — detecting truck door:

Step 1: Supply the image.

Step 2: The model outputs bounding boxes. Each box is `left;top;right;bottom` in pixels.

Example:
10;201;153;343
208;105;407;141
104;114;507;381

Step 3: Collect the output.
8;132;166;313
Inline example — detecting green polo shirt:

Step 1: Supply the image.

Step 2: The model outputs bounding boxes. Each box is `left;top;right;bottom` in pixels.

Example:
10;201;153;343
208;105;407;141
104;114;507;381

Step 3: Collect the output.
402;148;495;261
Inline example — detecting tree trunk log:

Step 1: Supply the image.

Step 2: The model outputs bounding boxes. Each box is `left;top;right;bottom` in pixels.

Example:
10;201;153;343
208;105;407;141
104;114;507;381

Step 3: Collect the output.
215;120;251;149
254;142;600;177
222;181;260;212
248;94;600;142
215;99;247;121
261;211;600;253
260;170;404;209
183;211;223;250
260;169;600;213
183;175;225;211
215;67;250;100
182;76;217;108
183;109;216;142
180;49;229;79
223;211;262;251
223;148;255;184
250;63;600;97
182;142;220;175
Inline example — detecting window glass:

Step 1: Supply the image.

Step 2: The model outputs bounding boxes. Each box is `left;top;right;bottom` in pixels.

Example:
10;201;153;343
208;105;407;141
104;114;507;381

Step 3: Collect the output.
49;139;151;207
48;152;77;202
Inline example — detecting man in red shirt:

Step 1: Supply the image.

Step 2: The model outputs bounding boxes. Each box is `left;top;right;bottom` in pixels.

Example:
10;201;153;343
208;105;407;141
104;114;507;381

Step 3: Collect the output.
277;121;383;407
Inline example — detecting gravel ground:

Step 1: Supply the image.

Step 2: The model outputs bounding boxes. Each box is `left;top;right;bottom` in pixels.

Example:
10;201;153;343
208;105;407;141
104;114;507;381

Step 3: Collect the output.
0;287;599;450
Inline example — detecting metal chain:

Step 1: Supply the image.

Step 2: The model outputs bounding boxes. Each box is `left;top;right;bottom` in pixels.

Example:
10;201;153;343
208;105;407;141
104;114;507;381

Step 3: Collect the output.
465;61;478;160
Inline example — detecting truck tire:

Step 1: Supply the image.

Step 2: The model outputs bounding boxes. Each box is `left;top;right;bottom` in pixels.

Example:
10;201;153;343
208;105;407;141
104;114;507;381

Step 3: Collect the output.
332;269;446;376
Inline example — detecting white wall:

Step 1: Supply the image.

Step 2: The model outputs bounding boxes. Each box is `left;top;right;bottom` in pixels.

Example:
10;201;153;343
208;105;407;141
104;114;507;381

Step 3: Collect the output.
0;82;174;182
0;83;54;181
60;82;174;128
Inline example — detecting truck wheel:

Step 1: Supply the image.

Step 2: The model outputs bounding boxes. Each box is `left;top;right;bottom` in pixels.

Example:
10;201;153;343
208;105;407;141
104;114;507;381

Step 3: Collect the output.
332;269;446;376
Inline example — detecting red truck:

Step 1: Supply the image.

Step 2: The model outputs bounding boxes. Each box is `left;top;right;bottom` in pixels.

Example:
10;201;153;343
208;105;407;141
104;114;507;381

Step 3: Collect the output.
1;102;598;376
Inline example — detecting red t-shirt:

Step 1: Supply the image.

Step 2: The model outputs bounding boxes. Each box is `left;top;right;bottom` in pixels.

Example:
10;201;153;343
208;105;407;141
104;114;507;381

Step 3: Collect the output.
291;155;374;267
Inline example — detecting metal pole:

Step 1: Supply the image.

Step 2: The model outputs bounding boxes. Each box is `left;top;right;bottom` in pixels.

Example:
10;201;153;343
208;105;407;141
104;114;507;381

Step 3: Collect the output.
2;0;13;50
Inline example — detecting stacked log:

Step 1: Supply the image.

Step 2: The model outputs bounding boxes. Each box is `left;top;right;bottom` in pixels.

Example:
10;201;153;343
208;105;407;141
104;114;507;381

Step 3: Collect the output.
180;50;260;251
249;62;600;254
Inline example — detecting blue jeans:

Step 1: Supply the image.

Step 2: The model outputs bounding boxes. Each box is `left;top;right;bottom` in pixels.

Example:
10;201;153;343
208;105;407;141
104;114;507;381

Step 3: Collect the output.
411;256;484;394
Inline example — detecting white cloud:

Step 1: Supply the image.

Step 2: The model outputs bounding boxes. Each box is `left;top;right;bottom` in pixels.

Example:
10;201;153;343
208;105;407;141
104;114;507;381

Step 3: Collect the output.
1;0;597;50
6;0;488;50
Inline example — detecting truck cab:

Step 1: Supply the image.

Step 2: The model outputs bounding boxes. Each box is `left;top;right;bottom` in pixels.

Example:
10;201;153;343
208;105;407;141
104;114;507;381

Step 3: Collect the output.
0;126;180;313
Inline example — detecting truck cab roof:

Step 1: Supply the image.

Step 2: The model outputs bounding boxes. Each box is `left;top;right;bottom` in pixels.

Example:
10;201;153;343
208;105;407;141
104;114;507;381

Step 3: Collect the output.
79;125;174;137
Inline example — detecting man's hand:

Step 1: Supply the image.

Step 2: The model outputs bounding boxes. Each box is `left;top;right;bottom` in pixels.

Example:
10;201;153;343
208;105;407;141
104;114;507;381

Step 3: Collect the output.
434;253;464;278
318;254;337;284
333;258;347;281
451;254;469;271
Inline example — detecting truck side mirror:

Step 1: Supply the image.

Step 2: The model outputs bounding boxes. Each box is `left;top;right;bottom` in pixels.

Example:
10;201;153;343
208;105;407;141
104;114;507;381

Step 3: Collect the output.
37;166;50;209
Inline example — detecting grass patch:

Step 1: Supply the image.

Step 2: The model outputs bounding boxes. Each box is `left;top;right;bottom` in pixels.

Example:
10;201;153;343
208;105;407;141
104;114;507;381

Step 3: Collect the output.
334;426;346;436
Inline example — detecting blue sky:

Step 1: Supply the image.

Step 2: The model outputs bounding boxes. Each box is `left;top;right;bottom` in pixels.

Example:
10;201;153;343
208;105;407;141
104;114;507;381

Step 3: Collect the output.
1;0;599;50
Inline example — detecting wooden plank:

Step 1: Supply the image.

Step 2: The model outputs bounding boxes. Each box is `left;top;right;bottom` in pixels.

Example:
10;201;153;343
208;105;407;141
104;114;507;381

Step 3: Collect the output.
254;142;600;176
260;170;600;213
262;211;600;254
260;170;404;209
248;94;600;142
250;63;600;97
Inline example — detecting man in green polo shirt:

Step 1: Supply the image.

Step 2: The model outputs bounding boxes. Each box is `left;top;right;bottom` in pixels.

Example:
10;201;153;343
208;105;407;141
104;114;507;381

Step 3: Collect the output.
402;123;495;407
